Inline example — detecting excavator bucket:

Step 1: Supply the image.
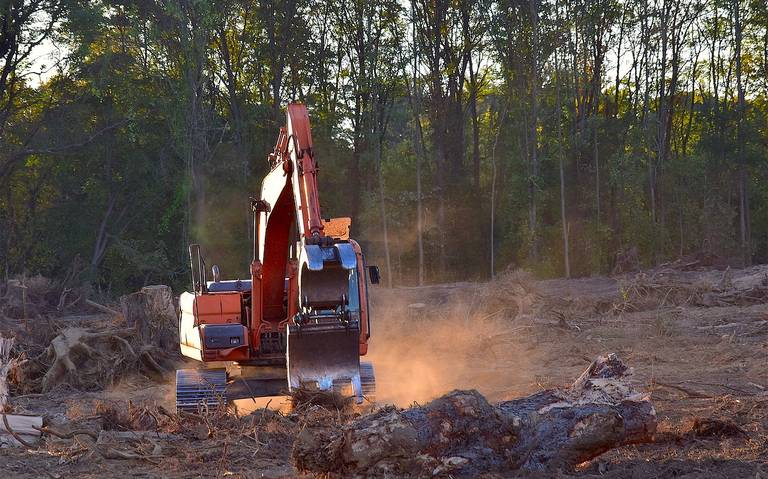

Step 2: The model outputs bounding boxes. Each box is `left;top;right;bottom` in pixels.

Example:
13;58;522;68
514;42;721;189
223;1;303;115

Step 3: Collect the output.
286;322;363;401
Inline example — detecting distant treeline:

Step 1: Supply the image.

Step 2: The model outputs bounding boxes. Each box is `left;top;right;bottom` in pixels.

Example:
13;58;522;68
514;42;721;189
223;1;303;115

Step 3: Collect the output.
1;0;767;292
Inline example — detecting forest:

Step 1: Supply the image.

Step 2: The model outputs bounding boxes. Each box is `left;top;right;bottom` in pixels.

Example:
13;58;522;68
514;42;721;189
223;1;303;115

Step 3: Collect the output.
1;0;767;293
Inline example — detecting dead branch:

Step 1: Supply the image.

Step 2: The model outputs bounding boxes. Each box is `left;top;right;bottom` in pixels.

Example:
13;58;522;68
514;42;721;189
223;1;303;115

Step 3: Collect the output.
84;299;120;316
36;425;99;441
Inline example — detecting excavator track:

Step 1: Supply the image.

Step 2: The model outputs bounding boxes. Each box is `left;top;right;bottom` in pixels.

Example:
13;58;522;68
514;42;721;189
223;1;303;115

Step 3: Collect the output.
360;361;376;402
175;368;227;412
328;361;375;403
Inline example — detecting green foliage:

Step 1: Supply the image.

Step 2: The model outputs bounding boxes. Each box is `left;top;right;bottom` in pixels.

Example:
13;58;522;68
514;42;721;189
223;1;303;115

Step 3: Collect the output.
1;0;767;294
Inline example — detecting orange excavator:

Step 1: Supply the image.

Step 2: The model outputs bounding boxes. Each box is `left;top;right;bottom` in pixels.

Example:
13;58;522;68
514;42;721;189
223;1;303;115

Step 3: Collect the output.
175;103;379;411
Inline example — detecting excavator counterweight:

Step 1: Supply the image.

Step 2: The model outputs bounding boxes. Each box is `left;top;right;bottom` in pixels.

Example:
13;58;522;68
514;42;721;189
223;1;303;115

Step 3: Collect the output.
175;104;378;411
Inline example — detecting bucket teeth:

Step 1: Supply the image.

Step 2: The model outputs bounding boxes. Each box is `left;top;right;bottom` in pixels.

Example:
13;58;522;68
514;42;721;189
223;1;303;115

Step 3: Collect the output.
287;322;364;401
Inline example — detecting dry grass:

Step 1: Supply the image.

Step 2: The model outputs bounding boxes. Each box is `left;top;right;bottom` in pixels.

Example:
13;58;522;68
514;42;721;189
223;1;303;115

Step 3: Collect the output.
288;387;353;412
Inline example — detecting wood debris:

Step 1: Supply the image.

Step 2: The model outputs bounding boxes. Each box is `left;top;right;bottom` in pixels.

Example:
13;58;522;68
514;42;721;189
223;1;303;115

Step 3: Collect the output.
293;354;656;476
1;413;43;447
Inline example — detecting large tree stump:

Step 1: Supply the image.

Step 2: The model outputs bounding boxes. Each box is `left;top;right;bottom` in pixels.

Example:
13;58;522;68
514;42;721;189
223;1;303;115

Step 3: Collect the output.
293;354;656;477
120;285;177;349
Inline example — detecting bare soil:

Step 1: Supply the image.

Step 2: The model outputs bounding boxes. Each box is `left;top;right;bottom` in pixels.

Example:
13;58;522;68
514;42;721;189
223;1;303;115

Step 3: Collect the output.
1;265;766;478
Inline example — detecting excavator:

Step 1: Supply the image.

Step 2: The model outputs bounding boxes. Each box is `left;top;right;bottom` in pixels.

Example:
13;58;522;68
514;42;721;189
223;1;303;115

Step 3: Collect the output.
175;103;379;411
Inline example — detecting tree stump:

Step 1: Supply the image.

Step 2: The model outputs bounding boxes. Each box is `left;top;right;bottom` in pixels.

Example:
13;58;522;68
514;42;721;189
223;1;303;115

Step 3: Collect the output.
120;285;177;349
293;354;656;477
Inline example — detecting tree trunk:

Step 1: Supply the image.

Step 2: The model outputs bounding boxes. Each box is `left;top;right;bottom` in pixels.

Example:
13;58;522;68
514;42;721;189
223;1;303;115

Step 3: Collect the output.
594;124;600;223
614;3;626;116
433;110;448;279
555;46;570;278
734;0;750;265
120;285;177;349
528;0;540;261
293;354;656;476
91;194;116;269
414;110;426;286
349;136;363;225
469;58;481;190
409;2;425;285
376;135;392;288
490;105;507;280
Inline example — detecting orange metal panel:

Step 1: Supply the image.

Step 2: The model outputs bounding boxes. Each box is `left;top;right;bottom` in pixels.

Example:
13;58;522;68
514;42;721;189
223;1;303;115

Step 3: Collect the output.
194;293;242;325
202;345;250;361
322;217;351;240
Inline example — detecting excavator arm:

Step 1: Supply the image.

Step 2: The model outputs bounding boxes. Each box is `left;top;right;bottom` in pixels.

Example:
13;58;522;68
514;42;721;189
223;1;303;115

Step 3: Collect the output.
255;104;372;399
263;104;324;245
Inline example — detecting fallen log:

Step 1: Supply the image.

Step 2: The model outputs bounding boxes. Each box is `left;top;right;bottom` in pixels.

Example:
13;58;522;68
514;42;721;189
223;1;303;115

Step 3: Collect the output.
293;353;656;477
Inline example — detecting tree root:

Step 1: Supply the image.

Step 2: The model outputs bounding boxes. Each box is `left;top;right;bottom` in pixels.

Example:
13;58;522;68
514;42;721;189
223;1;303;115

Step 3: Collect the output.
293;353;656;477
11;327;175;393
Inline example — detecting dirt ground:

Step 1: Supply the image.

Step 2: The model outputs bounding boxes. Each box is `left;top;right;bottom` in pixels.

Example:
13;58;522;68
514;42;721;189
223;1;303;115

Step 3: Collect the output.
1;264;767;478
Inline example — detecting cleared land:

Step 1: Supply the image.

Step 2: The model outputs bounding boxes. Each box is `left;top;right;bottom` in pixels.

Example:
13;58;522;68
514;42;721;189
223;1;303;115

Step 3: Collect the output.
0;263;766;477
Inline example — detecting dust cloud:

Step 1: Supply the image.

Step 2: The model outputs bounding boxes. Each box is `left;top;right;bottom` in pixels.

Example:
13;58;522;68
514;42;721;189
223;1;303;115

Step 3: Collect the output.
366;281;536;406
